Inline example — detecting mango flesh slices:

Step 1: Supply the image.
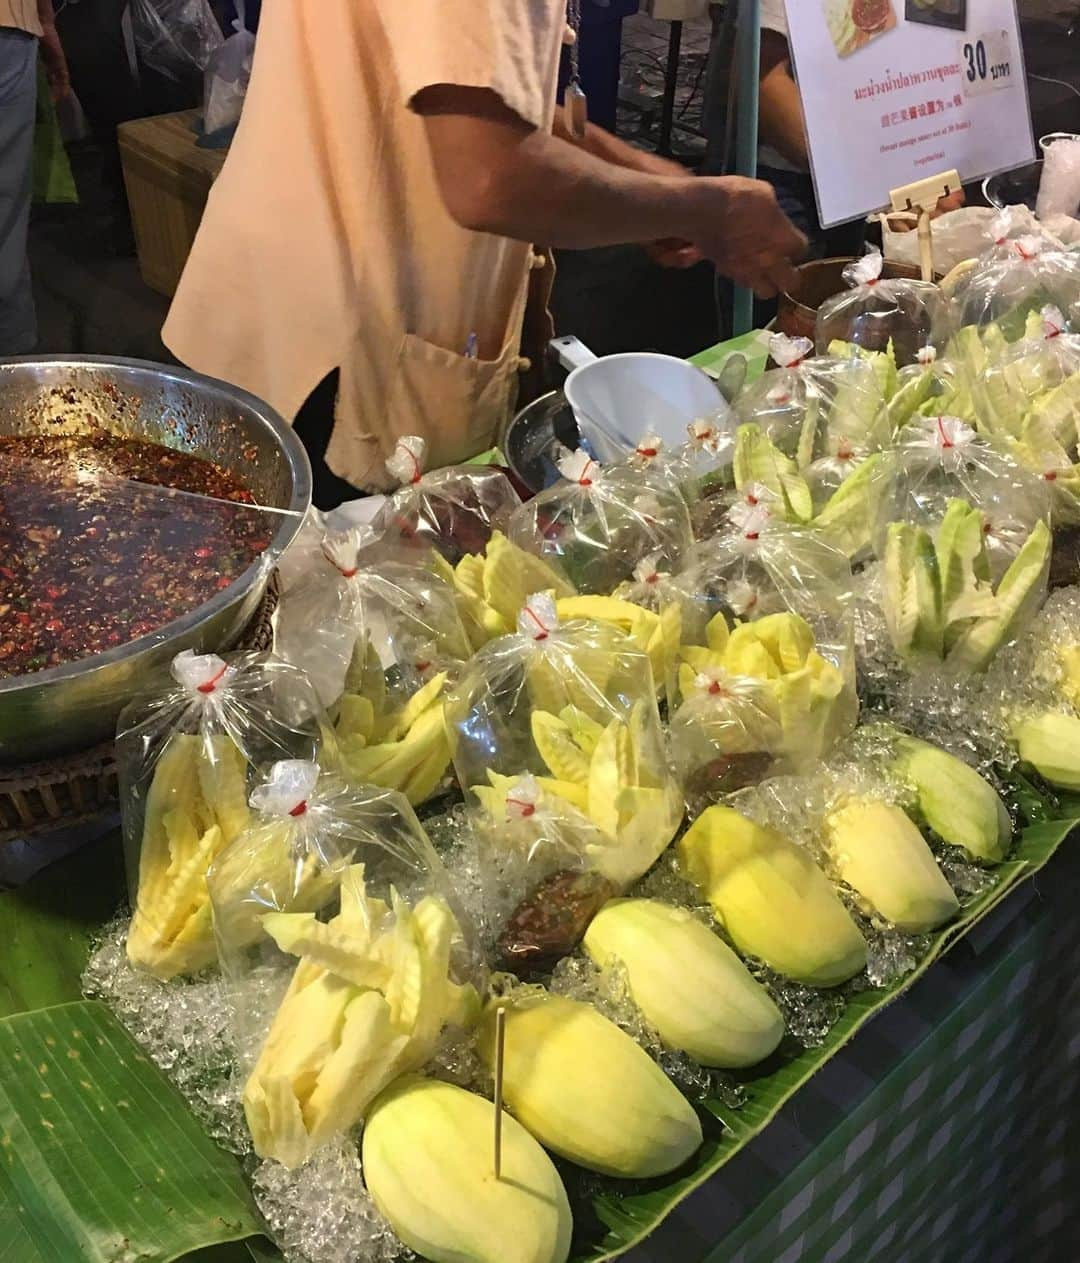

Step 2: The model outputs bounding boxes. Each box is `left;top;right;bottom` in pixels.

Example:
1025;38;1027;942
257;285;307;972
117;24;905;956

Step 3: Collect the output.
127;734;250;980
882;502;1051;672
244;864;477;1168
433;532;575;649
675;612;850;767
506;703;681;888
336;671;452;806
207;819;343;955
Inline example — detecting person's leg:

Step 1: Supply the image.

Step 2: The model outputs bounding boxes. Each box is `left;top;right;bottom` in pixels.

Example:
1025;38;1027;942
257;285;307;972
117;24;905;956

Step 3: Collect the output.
291;369;365;511
0;30;39;355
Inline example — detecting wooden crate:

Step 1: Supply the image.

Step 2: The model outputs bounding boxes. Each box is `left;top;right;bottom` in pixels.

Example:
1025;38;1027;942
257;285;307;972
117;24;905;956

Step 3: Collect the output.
118;110;227;298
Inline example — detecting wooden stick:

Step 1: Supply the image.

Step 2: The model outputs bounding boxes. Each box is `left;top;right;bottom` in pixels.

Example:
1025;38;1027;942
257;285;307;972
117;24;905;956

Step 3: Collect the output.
493;1006;507;1180
917;207;934;283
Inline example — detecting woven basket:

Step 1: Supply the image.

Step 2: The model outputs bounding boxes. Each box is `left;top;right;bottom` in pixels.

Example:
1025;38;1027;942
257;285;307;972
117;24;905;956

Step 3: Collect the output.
0;575;278;846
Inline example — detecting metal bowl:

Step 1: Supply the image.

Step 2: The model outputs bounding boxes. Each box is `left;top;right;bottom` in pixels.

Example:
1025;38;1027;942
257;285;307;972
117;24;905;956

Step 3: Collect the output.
0;356;311;764
502;389;581;497
982;161;1044;211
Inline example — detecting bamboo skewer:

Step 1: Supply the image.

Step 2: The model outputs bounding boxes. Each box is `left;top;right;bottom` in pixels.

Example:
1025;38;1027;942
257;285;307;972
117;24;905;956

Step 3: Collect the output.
493;1006;507;1180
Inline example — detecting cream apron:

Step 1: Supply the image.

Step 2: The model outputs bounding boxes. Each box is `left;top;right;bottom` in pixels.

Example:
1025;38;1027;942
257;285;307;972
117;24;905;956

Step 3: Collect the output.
163;0;565;489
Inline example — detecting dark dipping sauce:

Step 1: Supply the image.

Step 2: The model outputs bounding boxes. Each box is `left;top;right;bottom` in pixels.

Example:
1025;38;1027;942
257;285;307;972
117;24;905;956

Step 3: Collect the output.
0;433;272;678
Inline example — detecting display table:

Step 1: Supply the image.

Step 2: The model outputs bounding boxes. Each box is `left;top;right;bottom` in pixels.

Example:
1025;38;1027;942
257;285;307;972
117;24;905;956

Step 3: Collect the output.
634;846;1080;1262
2;817;1077;1263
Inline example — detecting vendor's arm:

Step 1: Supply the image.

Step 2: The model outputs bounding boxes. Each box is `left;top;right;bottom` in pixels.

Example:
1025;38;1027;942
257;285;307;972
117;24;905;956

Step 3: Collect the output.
416;85;805;299
552;114;691;181
758;31;808;170
37;0;70;100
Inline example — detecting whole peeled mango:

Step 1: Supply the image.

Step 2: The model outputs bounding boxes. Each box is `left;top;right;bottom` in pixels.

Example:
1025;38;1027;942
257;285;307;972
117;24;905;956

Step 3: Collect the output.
479;993;702;1179
362;1076;572;1263
583;898;784;1068
678;804;867;987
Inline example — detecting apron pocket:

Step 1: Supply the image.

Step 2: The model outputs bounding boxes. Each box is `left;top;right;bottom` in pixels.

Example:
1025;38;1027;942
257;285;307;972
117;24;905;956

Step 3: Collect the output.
385;331;521;471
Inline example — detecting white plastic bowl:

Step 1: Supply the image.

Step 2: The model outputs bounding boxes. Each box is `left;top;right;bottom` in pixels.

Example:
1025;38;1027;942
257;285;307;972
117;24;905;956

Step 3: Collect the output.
552;336;728;464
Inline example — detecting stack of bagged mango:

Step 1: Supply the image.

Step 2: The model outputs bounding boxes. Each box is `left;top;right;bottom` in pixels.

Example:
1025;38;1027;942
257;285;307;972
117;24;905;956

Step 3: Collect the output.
95;213;1080;1263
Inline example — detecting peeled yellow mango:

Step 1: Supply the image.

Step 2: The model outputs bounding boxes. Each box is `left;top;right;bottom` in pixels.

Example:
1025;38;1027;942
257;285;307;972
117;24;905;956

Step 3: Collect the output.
478;994;701;1178
363;1077;572;1263
896;737;1011;863
1059;646;1080;709
823;799;959;933
1013;711;1080;789
583;899;784;1067
678;806;866;987
127;733;250;979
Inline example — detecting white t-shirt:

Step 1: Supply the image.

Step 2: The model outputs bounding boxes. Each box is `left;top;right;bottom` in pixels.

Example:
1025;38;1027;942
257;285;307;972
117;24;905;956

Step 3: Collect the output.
758;0;807;175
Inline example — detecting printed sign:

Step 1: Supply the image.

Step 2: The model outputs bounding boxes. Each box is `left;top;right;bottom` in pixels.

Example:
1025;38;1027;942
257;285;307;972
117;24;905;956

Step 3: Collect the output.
784;0;1035;226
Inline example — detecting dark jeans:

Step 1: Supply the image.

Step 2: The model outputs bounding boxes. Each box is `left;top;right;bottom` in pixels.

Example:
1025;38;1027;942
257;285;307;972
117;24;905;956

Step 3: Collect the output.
292;369;364;511
0;29;37;355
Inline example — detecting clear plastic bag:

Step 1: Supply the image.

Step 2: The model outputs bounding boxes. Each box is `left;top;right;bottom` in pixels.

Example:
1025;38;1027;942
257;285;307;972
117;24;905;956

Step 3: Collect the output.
877;415;1051;580
949;232;1080;340
507;449;694;594
674;500;855;636
882;347;971;431
882;206;1008;274
280;547;472;808
668;506;857;799
213;760;480;1168
370;435;521;564
273;525;472;712
668;597;857;813
733;335;889;514
117;650;327;980
965;307;1080;525
815;250;951;366
202;2;255;137
445;594;684;889
129;0;223;81
457;775;621;974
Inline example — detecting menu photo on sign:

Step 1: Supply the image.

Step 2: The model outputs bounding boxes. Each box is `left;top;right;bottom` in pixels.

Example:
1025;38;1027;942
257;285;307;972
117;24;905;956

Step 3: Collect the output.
784;0;1036;226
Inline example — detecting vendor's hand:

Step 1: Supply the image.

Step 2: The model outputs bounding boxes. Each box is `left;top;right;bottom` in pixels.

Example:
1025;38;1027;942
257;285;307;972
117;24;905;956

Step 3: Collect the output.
683;176;807;298
39;24;71;100
644;237;704;268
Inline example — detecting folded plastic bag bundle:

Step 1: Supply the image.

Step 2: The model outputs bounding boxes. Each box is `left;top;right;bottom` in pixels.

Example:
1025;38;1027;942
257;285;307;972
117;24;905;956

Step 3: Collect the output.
370;435;521;564
876;415;1050;581
949;230;1080;340
456;773;623;974
211;760;481;1169
815;251;951;367
445;594;683;889
508;449;694;593
116;650;327;980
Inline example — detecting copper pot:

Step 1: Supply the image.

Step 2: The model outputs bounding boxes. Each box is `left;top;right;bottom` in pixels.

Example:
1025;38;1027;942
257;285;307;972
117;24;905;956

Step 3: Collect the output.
776;256;928;346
